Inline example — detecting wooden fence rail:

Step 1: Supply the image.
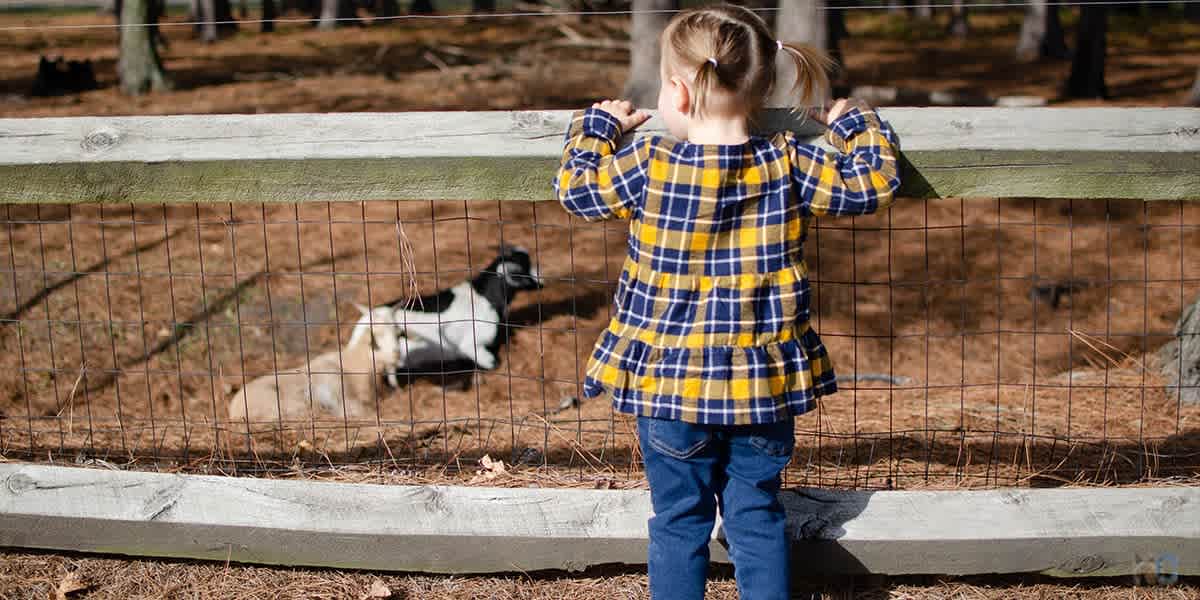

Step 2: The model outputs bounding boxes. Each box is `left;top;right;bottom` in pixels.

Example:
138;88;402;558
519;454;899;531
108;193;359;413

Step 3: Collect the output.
2;108;1199;203
1;464;1197;577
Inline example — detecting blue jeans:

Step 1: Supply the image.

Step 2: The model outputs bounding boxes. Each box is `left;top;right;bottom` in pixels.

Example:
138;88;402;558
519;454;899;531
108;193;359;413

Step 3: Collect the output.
638;415;795;600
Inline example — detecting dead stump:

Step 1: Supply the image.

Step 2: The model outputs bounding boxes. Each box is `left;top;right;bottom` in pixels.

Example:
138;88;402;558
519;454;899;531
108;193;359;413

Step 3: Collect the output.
1157;296;1200;406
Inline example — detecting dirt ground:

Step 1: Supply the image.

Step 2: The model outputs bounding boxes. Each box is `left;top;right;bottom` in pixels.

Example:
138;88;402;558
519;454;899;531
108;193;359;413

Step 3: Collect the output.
2;6;1200;598
1;549;1197;600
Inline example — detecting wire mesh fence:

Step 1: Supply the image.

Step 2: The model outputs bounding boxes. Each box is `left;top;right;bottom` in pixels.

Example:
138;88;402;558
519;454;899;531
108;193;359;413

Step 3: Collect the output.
1;198;1198;489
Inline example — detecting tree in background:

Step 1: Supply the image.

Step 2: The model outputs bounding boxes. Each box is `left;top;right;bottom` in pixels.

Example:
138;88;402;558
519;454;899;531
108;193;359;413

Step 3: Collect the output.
768;0;840;106
889;0;930;21
371;0;400;22
947;0;968;38
261;0;277;32
623;0;678;108
118;0;170;94
191;0;238;42
318;0;360;29
1066;4;1107;98
1016;0;1069;62
911;0;932;20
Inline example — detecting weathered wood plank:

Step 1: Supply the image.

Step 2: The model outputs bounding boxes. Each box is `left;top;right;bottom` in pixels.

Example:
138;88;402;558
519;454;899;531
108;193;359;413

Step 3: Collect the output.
1;463;1197;577
1;108;1197;203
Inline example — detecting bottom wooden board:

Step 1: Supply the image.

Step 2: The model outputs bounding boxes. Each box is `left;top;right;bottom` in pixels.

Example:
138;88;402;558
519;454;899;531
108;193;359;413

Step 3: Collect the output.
0;464;1196;577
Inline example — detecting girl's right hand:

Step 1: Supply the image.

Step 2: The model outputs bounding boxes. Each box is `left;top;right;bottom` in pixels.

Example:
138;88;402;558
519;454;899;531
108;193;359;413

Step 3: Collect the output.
823;98;873;125
592;99;650;134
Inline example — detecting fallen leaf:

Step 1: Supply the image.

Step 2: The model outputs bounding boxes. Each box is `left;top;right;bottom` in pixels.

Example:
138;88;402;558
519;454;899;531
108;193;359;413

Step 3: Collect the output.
55;572;89;600
359;579;392;599
469;454;509;484
482;455;507;476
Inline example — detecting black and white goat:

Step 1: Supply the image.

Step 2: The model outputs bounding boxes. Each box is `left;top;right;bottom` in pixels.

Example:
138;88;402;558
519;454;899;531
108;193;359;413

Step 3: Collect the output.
357;245;542;386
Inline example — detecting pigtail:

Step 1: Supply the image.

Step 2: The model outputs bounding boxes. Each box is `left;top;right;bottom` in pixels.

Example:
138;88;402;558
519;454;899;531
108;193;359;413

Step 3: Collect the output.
778;41;833;118
691;57;720;117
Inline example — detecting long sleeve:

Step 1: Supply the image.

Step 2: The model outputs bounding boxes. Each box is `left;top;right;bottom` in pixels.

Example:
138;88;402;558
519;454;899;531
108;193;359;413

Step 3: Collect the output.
553;108;651;222
787;107;901;218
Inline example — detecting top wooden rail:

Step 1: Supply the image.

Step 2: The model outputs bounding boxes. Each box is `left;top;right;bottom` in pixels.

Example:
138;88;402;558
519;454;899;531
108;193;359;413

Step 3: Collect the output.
1;107;1198;203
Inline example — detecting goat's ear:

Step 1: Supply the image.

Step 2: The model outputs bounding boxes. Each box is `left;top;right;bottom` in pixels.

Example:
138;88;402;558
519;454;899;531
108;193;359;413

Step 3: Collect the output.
353;303;371;319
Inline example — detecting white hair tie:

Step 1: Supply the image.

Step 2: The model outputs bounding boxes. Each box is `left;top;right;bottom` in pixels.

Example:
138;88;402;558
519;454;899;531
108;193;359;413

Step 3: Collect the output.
776;39;784;51
706;57;718;67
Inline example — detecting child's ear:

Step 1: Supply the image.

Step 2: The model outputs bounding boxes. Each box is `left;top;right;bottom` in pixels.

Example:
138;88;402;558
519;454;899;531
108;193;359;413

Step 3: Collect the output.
670;75;690;115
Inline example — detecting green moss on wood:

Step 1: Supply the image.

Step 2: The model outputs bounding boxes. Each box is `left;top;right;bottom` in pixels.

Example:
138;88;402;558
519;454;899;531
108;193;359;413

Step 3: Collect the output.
1;151;1197;204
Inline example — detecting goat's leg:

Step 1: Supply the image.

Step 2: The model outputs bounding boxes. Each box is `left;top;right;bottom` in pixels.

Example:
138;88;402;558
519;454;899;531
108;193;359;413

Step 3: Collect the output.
448;333;496;370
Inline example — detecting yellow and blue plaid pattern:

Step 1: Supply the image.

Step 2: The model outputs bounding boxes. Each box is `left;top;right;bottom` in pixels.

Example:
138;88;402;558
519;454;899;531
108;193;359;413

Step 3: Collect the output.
554;107;900;425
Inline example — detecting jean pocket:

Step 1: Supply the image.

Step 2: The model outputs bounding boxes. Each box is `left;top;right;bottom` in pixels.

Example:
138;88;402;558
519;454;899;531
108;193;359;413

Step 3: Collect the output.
647;418;711;460
747;419;795;459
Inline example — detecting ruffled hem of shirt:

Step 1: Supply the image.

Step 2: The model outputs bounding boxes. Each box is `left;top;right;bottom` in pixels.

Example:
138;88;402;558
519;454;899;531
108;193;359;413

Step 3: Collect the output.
580;328;837;425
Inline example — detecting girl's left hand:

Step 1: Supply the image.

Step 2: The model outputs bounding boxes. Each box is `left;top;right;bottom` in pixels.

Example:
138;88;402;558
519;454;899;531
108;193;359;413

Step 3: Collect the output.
592;99;650;134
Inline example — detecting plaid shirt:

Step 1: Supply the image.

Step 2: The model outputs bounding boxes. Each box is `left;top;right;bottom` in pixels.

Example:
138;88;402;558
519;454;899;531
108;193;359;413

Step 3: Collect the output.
554;107;900;425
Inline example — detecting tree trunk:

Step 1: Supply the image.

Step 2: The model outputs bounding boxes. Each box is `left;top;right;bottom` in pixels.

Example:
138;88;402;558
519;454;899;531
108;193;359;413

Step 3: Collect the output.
743;0;776;30
472;0;495;11
622;0;677;109
1112;0;1139;15
341;0;358;24
1156;296;1200;406
1066;5;1108;98
947;0;969;38
119;0;170;95
261;0;276;32
410;0;434;14
1016;0;1068;62
374;0;399;21
828;1;846;71
194;0;237;42
1186;1;1200;21
200;0;218;41
769;0;832;107
319;0;337;29
1187;67;1200;106
318;0;358;29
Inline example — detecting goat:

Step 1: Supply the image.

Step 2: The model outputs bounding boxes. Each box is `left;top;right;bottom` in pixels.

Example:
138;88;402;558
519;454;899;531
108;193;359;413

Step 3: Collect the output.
227;305;403;424
374;245;542;387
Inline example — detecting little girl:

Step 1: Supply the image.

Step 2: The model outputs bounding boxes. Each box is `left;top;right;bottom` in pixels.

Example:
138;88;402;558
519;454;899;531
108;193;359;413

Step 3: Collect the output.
553;4;900;598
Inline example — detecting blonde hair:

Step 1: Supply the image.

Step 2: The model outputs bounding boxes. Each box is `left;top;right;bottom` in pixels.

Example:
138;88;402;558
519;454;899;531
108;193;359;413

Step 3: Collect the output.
661;3;832;119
